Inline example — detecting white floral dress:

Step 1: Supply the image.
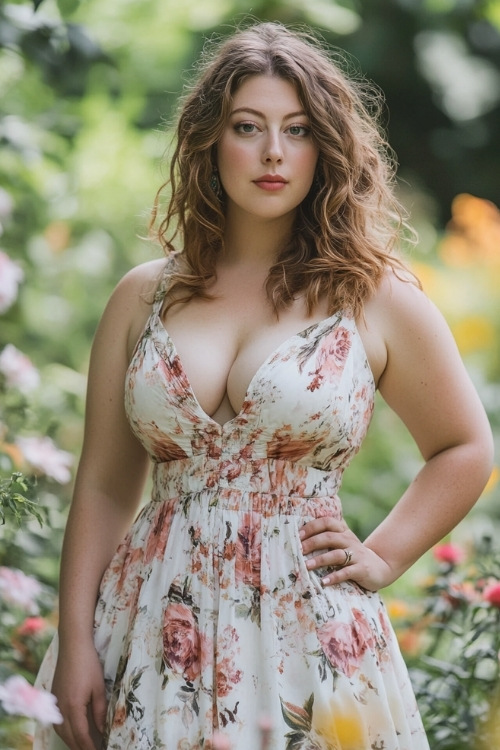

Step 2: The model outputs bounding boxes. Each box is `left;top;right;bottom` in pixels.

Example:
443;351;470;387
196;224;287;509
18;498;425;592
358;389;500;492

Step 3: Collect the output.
34;262;430;750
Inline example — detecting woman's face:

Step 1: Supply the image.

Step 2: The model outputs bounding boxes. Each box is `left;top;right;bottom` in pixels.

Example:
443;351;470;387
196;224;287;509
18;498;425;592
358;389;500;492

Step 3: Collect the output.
217;75;319;225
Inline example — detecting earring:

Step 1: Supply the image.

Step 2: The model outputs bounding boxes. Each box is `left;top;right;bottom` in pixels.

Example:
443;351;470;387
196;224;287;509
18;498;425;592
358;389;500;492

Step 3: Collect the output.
210;169;223;200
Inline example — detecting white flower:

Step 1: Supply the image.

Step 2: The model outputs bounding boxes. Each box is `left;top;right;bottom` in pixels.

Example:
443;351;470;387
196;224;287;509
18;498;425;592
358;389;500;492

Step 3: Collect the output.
16;435;73;484
0;566;42;612
0;675;63;725
0;344;40;392
0;250;23;313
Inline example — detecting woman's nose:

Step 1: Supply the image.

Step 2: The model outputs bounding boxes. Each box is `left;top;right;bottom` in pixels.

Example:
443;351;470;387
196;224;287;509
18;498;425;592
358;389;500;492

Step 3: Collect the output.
262;131;283;163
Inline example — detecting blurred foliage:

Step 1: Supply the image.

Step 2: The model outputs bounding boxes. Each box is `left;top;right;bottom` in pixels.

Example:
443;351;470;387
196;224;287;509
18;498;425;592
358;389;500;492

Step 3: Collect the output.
388;538;500;749
0;0;499;747
0;472;43;527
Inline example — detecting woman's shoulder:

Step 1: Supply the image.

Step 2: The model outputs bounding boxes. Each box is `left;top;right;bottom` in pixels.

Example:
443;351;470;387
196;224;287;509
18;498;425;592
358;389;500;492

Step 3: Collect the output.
365;268;438;334
98;257;170;359
359;268;448;386
115;257;170;298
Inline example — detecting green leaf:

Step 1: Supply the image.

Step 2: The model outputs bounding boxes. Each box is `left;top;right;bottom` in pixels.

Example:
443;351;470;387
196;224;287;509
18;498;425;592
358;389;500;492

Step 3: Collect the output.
57;0;81;17
280;695;313;732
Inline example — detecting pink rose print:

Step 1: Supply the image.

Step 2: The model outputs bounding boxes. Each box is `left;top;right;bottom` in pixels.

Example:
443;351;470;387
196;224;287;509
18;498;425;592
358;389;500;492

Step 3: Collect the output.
216;625;242;697
216;656;242;697
317;608;375;677
235;512;262;588
144;502;173;565
162;602;201;681
307;327;352;392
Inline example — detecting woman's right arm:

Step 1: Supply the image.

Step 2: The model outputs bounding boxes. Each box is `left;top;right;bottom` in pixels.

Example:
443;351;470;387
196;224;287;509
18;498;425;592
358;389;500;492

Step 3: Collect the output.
52;261;164;750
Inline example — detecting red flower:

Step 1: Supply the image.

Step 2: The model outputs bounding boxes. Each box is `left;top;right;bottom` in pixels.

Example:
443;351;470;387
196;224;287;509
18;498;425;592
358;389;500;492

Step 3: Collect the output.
162;602;201;681
16;616;46;637
433;543;465;565
483;581;500;608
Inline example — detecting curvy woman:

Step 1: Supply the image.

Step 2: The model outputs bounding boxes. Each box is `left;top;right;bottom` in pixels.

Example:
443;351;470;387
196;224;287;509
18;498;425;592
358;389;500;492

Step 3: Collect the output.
34;21;493;750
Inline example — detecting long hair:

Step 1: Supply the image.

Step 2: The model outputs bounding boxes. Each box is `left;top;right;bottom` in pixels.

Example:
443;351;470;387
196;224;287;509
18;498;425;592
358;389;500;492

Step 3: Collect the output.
150;21;417;317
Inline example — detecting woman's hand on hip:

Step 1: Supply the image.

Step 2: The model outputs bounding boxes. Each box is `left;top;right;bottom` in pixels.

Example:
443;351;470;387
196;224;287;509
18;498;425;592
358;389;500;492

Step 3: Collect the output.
299;517;395;592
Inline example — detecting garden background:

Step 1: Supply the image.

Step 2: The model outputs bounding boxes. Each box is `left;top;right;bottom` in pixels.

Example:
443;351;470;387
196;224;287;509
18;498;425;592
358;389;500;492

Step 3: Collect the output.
1;0;500;747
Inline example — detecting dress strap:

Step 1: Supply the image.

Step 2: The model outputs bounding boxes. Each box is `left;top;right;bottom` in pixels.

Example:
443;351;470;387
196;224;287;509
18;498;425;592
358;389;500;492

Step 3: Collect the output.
152;254;178;314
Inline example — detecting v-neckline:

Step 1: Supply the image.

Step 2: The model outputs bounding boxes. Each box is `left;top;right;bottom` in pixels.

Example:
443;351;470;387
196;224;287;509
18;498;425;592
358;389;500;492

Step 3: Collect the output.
153;308;345;431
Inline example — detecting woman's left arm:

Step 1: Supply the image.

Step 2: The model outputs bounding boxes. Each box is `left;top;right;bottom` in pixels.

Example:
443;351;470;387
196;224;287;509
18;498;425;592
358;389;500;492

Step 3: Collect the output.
300;277;494;591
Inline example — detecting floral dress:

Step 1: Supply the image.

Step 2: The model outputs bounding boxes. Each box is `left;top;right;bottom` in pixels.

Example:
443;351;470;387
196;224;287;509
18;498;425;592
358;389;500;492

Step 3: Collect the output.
34;262;430;750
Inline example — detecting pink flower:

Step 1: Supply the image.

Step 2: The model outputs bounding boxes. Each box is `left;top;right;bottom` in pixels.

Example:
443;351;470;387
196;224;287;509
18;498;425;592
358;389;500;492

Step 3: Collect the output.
317;608;375;677
433;543;465;565
16;435;73;483
483;581;500;608
0;344;40;392
17;616;47;637
216;656;242;697
0;675;62;725
0;250;23;313
235;512;261;588
0;566;42;612
162;602;201;681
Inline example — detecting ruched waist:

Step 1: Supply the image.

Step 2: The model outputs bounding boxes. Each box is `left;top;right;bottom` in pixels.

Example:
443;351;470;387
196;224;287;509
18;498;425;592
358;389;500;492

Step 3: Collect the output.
150;455;343;518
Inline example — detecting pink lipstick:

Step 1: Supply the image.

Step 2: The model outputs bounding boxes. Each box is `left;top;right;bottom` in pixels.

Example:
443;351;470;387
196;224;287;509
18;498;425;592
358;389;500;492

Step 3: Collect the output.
253;174;288;191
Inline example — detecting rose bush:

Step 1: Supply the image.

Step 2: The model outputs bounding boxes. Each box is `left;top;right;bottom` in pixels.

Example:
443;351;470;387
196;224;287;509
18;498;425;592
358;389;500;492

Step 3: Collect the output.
388;537;500;750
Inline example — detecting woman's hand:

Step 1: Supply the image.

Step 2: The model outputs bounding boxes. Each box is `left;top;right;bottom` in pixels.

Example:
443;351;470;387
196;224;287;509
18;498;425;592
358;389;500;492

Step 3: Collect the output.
299;517;396;592
52;643;107;750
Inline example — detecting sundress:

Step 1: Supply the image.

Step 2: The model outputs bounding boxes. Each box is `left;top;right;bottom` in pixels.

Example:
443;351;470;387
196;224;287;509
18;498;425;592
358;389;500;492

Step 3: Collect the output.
34;260;430;750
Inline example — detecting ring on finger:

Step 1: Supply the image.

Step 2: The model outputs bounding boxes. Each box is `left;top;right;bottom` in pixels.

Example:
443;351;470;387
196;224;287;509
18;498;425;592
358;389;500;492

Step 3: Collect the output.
339;548;353;568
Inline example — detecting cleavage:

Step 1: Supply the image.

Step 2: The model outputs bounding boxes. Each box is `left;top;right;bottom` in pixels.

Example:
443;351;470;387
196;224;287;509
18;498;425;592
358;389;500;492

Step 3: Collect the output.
160;271;334;424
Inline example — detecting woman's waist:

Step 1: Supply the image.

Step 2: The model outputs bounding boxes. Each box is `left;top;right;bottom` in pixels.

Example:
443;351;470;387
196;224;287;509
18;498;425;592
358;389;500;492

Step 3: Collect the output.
152;454;342;494
150;455;343;514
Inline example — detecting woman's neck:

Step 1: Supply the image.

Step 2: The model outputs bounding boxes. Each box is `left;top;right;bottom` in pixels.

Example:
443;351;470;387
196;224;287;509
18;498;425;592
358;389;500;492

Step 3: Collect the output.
221;208;294;268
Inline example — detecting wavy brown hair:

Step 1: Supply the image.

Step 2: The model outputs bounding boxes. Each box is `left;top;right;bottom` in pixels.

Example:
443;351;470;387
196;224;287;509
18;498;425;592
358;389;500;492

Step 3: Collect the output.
151;21;417;317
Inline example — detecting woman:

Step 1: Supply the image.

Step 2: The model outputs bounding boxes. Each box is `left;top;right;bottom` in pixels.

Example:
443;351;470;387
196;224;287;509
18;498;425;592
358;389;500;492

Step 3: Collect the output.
34;21;493;750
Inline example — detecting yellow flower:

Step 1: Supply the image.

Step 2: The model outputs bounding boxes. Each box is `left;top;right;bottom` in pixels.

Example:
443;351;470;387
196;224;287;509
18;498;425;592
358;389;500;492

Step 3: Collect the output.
313;701;365;748
386;599;411;620
451;315;495;355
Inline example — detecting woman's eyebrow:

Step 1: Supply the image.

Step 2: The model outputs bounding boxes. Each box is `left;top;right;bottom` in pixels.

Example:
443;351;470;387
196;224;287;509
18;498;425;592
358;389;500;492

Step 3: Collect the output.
230;107;307;120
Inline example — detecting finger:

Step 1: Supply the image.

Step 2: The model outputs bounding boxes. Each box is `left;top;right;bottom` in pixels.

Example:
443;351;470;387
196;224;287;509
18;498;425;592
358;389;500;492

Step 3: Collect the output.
321;563;357;588
299;517;345;540
91;686;108;736
54;721;78;750
69;706;98;750
301;530;349;556
305;546;353;571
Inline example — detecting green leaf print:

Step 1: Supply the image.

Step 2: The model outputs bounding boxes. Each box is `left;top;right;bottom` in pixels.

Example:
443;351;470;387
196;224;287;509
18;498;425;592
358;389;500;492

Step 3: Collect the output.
280;693;314;731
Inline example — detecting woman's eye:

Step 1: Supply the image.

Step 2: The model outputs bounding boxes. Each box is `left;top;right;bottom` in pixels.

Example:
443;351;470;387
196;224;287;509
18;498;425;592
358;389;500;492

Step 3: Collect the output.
288;125;309;136
235;122;257;134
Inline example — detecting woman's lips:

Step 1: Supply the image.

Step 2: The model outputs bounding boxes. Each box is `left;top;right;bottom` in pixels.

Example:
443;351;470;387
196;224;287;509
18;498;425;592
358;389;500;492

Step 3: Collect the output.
253;177;288;191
